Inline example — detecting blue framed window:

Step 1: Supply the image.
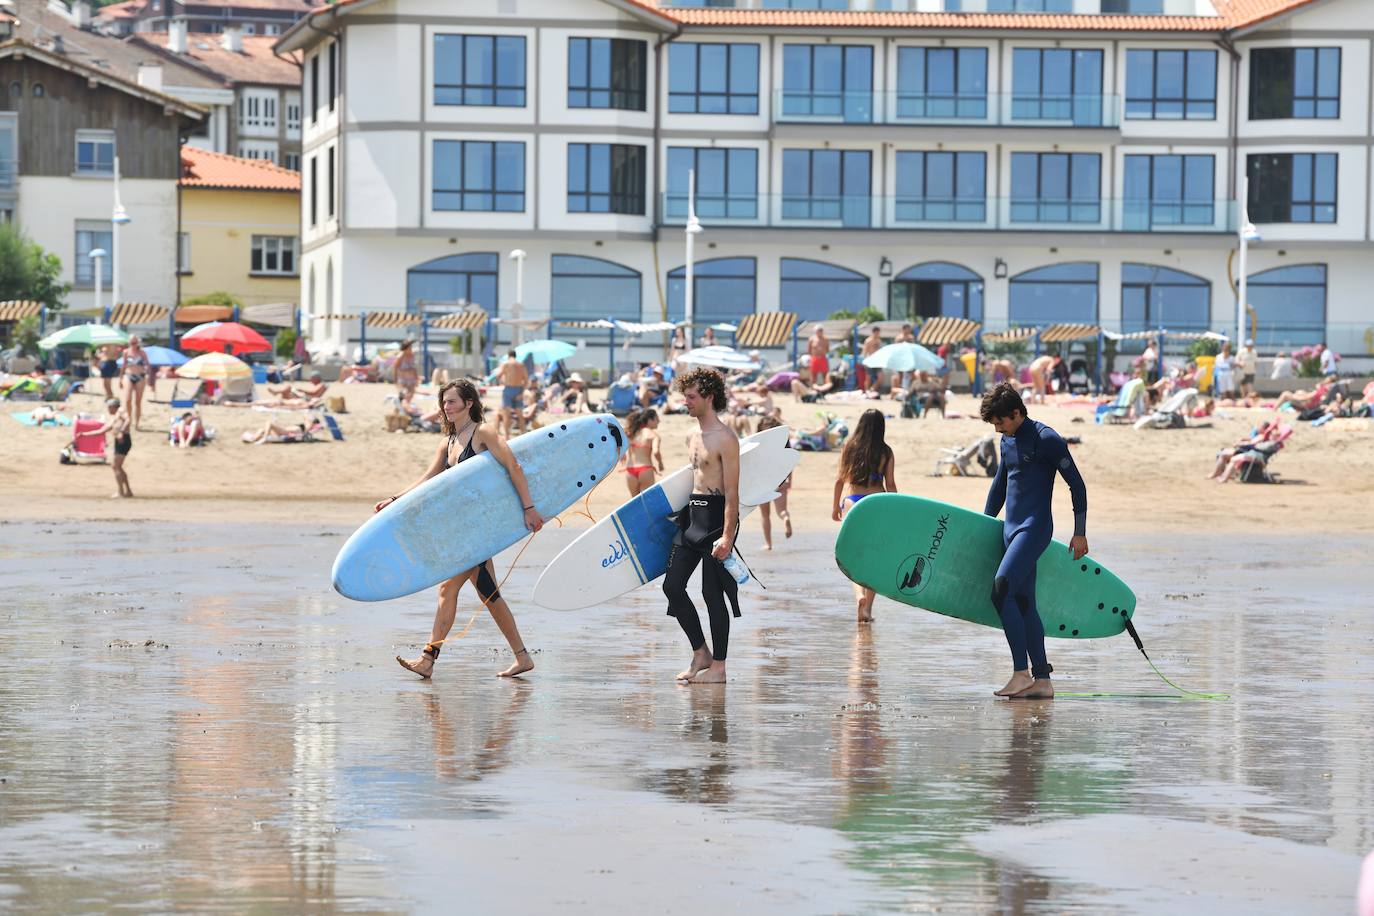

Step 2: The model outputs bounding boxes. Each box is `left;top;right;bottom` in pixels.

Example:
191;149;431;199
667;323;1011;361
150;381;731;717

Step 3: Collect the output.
1247;153;1337;224
946;0;1071;8
1246;264;1326;345
1122;154;1214;229
894;151;986;222
568;37;646;111
75;130;115;175
406;252;499;314
433;35;525;107
1010;152;1100;223
1011;48;1103;125
1251;47;1340;120
432;140;524;212
762;0;847;7
781;44;873;123
896;47;988;120
780;259;869;322
1009;263;1098;326
1102;0;1163;11
74;223;113;284
667;257;756;325
889;262;983;323
568;144;646;215
668;43;759;114
666;147;757;220
1121;264;1209;335
1125;49;1216;119
552;255;641;323
781;149;871;225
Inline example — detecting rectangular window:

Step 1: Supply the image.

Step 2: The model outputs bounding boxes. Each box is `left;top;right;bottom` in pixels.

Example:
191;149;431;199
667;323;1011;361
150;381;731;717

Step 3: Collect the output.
1011;48;1103;125
433;34;526;107
1247;153;1337;223
328;41;337;113
285;152;300;172
1125;49;1216;120
948;0;1072;10
310;54;319;124
309;156;318;227
568;37;647;111
327;146;336;219
894;151;986;222
567;143;646;215
286;93;302;132
74;221;113;285
177;232;191;273
433;140;526;212
781;44;873;122
1122;154;1215;229
1009;152;1101;223
762;0;848;8
780;148;871;225
667;42;759;115
236;142;278;163
896;47;988;120
75;130;115;175
666;147;757;220
251;235;299;275
1251;47;1340;119
1102;0;1163;11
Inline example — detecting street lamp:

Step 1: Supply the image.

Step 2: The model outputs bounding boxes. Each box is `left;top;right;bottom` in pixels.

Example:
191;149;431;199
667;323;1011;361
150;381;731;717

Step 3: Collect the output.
89;247;108;321
1236;176;1261;347
111;155;131;312
683;169;702;345
508;248;526;345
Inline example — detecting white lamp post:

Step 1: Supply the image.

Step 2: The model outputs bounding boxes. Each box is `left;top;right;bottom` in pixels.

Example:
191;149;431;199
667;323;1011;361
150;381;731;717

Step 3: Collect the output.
683;169;702;345
1236;175;1261;346
111;155;131;311
90;247;108;321
508;248;526;345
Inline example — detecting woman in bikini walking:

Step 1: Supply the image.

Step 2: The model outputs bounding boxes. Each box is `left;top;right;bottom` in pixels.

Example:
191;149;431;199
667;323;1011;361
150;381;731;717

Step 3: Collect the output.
621;408;664;497
119;334;150;430
380;380;543;679
831;409;896;623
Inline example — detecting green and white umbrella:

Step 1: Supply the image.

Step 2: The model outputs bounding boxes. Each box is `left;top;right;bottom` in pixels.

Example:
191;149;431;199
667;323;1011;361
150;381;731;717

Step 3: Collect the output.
37;323;129;351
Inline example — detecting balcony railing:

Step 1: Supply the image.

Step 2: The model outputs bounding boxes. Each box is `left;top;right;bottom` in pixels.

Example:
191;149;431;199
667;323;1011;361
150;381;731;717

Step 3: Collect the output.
774;91;1121;127
662;194;1238;232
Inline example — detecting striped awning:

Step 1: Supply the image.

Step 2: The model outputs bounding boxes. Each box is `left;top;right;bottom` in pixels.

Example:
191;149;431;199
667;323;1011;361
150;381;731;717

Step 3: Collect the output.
0;300;43;321
176;305;234;324
918;316;981;346
734;311;797;349
559;319;615;330
324;311;417;329
1114;329;1225;341
1040;323;1101;343
240;302;297;328
981;327;1037;344
429;310;488;331
556;319;679;334
109;302;170;326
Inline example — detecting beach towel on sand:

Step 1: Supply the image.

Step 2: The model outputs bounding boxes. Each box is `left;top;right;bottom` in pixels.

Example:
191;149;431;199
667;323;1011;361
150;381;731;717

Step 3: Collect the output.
10;410;73;427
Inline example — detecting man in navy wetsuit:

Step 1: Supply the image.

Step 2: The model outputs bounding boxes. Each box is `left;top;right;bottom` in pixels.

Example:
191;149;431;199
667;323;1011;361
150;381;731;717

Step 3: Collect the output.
980;382;1088;699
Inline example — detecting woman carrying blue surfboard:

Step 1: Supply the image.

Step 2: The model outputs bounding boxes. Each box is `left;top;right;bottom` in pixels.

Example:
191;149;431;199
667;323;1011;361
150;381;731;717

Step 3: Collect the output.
379;380;544;679
981;382;1089;700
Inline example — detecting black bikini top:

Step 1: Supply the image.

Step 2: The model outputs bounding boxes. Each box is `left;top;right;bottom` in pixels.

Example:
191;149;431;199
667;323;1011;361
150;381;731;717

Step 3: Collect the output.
446;428;478;469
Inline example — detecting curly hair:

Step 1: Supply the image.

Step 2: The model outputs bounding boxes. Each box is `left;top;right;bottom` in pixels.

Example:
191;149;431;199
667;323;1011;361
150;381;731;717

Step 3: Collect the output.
438;379;484;436
675;366;728;411
979;382;1026;423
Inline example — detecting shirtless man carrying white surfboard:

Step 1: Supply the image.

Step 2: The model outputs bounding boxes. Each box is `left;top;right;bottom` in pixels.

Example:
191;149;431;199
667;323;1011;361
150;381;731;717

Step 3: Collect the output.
663;367;742;685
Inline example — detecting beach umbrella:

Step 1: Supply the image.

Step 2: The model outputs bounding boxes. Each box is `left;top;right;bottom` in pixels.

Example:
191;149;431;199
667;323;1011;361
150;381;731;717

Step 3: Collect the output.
180;321;271;355
120;345;188;367
177;351;252;381
514;338;577;365
681;345;761;371
863;342;943;374
37;323;128;350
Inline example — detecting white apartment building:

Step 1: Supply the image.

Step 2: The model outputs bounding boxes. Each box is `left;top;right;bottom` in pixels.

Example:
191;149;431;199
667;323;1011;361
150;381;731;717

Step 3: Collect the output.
277;0;1374;369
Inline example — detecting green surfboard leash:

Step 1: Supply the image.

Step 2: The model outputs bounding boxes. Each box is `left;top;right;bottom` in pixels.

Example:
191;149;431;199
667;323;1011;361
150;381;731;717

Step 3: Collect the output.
1058;618;1230;701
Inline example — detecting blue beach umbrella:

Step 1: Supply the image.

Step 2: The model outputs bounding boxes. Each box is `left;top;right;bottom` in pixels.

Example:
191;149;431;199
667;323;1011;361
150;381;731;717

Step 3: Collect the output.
514;338;577;365
120;345;188;368
863;342;943;373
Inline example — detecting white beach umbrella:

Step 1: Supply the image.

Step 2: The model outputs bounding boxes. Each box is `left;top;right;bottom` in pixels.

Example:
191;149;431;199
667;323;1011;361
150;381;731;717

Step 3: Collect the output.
680;345;761;371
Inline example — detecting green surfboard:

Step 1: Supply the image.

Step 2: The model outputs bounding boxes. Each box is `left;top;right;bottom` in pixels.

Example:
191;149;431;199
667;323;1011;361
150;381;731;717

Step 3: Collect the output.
835;494;1135;639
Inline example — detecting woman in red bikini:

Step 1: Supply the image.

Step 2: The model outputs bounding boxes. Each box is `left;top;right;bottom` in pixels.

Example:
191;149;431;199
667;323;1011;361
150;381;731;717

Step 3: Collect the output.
622;408;664;496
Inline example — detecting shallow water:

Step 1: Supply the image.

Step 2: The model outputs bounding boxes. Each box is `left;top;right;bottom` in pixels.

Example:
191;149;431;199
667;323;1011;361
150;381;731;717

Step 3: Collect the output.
1;521;1370;914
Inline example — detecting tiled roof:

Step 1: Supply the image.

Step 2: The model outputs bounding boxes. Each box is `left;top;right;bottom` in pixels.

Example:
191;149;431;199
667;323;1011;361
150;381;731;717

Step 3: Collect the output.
93;0;145;20
180;145;300;191
136;33;300;86
203;0;312;10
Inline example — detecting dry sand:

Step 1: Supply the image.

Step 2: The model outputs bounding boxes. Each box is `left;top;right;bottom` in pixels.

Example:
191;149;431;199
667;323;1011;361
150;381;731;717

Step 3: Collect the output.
2;377;1371;535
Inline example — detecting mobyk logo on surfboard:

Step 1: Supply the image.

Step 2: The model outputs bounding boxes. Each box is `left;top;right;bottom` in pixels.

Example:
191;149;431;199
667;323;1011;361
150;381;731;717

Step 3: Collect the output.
896;514;950;597
602;538;631;569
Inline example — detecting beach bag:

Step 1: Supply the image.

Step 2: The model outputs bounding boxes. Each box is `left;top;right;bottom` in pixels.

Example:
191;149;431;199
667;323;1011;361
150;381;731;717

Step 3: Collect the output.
327;396;347;414
385;412;411;432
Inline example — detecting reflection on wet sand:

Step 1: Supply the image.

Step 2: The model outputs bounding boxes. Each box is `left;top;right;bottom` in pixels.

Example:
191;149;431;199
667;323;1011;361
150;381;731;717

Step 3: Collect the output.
419;683;531;782
658;688;732;807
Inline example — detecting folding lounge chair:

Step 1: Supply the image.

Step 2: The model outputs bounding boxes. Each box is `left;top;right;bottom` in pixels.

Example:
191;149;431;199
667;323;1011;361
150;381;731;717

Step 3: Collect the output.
43;375;77;402
1232;425;1293;483
60;418;107;464
1097;378;1146;424
934;434;998;477
317;412;345;441
1133;388;1199;430
604;382;637;416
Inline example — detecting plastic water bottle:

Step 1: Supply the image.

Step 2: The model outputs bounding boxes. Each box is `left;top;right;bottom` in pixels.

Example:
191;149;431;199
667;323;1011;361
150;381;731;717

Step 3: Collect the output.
722;553;750;585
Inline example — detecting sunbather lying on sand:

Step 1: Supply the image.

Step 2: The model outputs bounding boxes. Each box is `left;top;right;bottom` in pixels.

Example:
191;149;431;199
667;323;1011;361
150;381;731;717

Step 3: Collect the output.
1207;420;1280;479
791;376;836;403
241;419;317;444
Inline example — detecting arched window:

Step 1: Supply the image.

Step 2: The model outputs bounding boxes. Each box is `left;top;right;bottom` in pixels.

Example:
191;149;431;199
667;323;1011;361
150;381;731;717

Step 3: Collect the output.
1121;264;1209;334
32;83;44;97
7;81;20;97
779;258;869;322
325;257;334;315
1246;264;1326;346
552;255;641;324
406;252;499;314
666;257;756;325
890;261;983;322
1008;262;1098;326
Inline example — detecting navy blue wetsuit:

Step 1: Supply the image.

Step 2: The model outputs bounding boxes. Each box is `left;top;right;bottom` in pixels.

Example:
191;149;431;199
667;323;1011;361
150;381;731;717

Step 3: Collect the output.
984;418;1087;678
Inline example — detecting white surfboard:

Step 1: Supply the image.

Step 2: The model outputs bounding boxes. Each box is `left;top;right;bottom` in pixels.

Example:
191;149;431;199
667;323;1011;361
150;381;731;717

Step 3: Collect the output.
531;425;798;610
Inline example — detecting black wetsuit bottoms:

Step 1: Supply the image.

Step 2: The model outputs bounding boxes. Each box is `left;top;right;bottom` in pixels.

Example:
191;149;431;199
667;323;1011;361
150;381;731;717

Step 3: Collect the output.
663;493;740;661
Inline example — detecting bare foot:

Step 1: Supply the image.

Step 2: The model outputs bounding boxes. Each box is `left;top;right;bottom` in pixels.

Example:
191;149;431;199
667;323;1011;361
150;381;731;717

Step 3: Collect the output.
1011;679;1054;700
497;648;533;677
397;652;435;679
994;671;1034;697
676;647;713;681
688;662;726;684
761;542;772;552
782;513;793;539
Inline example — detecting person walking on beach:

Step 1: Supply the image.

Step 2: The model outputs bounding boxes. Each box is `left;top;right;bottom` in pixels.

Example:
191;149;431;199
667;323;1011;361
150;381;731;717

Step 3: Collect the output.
832;409;896;623
497;350;529;437
1213;342;1236;400
808;325;830;387
981;382;1088;700
1236;338;1259;398
119;334;150;430
395;339;419;402
663;367;741;685
382;379;543;679
755;414;793;551
622;407;664;496
859;325;882;391
96;343;121;400
78;397;134;498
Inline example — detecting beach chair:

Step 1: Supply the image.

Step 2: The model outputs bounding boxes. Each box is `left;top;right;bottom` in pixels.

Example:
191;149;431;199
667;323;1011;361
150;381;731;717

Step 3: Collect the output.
934;434;998;477
1133;388;1199;430
60;418;107;464
1232;425;1294;483
42;375;77;402
1067;359;1091;394
169;380;203;409
318;412;345;441
1;377;43;401
1097;378;1146;424
604;382;637;416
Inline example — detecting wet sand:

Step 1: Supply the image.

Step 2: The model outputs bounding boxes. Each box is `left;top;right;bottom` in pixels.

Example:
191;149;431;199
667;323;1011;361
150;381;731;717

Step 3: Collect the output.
2;521;1371;913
